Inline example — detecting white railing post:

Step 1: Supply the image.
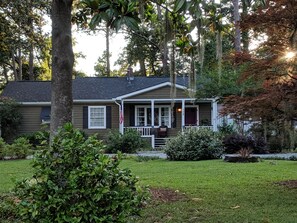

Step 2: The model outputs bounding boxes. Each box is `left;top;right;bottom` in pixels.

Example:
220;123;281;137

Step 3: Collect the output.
181;99;185;133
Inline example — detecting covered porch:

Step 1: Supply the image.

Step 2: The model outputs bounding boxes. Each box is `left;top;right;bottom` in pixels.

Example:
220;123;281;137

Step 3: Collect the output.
117;98;218;148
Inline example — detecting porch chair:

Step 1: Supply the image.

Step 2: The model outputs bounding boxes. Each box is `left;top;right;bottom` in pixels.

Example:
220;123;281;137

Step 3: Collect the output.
157;124;168;138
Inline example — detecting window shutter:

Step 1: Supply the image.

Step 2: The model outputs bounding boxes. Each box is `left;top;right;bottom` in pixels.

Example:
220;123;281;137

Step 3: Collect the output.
172;105;176;128
106;106;112;128
129;105;135;126
83;106;88;129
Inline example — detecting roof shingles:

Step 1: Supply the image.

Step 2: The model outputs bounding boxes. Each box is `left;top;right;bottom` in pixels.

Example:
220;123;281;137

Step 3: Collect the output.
1;77;188;102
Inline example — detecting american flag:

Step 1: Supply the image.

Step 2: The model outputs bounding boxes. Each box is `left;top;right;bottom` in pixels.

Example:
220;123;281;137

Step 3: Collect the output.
119;107;124;124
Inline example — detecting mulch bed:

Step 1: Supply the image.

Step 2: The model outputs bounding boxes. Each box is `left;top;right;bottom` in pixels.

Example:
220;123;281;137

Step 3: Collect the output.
275;180;297;189
149;188;187;203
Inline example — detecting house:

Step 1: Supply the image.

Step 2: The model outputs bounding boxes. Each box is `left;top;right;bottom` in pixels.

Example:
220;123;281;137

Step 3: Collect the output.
1;76;220;148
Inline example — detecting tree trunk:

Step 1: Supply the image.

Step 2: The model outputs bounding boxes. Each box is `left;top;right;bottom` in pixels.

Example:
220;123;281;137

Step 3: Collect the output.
242;0;249;51
105;23;111;76
139;58;146;76
233;0;241;52
50;0;74;137
29;43;34;80
18;47;22;80
11;49;18;80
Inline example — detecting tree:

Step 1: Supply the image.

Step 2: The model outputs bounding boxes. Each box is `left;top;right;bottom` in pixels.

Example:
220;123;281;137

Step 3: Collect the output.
222;0;297;148
50;0;74;137
0;97;22;141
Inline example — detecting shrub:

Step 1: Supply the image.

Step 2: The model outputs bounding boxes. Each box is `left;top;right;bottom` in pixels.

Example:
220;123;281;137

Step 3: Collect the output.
0;137;31;160
8;137;31;159
164;128;223;161
0;97;22;141
14;123;147;223
106;129;146;153
223;134;267;154
19;130;50;150
0;138;6;160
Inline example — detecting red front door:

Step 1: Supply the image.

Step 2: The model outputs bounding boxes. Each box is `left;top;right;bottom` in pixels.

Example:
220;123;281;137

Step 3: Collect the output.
185;107;197;126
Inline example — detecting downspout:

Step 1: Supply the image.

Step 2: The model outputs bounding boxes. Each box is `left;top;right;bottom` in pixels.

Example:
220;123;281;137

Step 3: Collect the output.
114;100;123;134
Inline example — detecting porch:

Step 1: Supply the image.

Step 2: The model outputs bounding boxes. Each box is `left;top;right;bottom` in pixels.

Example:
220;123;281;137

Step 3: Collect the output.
118;99;218;149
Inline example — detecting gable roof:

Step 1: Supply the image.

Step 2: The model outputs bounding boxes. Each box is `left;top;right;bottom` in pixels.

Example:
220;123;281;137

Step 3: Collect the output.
1;76;189;103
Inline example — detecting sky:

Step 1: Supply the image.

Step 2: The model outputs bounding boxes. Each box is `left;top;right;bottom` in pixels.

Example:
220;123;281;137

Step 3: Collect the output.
73;31;126;76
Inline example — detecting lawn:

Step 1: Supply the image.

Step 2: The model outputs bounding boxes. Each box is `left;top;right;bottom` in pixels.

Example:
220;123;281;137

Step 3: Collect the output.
1;158;296;222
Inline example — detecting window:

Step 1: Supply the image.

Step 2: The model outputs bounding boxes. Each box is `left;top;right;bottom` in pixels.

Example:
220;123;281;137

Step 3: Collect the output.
88;106;106;129
135;106;171;127
40;106;51;124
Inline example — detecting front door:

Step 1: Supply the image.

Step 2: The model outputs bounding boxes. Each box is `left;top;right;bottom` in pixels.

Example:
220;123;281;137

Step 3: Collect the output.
185;107;197;126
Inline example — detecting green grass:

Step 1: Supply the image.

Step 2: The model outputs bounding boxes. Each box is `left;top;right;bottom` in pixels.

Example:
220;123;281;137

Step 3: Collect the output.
0;160;33;193
0;159;296;222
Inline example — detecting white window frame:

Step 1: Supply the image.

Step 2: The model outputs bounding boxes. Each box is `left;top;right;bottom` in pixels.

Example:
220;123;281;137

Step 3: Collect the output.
88;106;106;129
135;105;171;128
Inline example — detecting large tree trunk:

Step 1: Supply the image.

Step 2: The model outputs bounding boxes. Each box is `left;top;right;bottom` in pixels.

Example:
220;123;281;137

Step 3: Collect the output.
11;49;18;80
105;23;111;76
139;58;146;76
233;0;241;52
29;44;34;80
18;48;22;80
50;0;74;137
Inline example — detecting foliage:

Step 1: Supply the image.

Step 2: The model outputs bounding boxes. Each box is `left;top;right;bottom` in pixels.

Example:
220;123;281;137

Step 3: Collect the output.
19;130;50;150
0;137;32;160
0;138;6;160
217;120;236;136
0;193;20;222
223;133;267;154
164;128;223;161
14;123;147;223
0;97;22;141
222;0;297;146
7;138;31;159
106;129;146;154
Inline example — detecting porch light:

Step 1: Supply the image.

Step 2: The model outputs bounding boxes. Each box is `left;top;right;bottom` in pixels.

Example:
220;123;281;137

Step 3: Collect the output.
177;108;182;112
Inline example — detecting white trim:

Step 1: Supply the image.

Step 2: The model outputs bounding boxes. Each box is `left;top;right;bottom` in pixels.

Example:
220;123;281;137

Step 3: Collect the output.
114;82;187;100
121;98;214;102
88;106;106;129
20;102;51;105
74;99;114;103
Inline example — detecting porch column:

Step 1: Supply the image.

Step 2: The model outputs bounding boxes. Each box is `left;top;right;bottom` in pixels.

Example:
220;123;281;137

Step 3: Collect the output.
181;99;185;132
212;99;218;131
120;100;124;134
151;99;155;128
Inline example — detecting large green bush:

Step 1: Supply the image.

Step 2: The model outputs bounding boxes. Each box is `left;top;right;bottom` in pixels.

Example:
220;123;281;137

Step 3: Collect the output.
14;124;147;223
0;97;22;141
164;128;223;161
106;129;146;153
0;137;31;160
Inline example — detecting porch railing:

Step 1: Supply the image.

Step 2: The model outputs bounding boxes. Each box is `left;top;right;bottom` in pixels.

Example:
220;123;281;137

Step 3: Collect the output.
124;126;152;136
184;125;213;130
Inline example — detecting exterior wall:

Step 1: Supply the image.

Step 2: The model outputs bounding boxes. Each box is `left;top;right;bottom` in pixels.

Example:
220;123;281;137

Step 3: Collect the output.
73;103;119;140
129;86;188;99
18;106;48;135
17;103;120;140
199;103;212;125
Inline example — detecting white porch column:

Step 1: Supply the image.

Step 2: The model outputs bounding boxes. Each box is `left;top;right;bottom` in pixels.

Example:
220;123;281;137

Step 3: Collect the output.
151;100;155;128
212;99;218;131
120;101;124;134
181;99;185;132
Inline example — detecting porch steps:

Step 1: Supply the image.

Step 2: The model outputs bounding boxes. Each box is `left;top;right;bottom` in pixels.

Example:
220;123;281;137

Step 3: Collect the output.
154;138;169;149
